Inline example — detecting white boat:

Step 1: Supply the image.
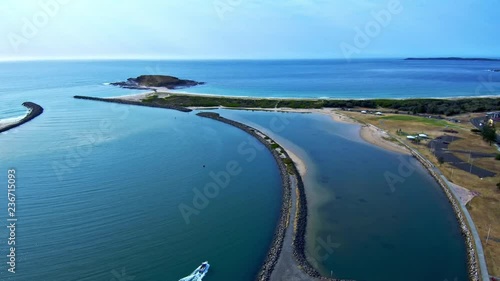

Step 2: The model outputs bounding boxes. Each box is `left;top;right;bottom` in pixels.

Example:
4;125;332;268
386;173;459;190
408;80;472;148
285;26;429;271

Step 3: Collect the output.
179;261;210;281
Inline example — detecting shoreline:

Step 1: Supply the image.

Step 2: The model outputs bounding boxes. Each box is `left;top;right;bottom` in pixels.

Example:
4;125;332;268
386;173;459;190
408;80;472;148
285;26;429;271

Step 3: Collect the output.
195;112;347;281
195;112;295;281
394;139;484;281
0;102;44;134
75;94;483;281
359;124;411;155
114;88;500;101
111;91;445;156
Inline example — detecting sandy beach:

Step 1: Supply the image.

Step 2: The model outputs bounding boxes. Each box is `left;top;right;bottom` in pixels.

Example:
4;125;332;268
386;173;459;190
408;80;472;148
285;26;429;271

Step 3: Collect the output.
109;92;170;101
283;147;307;177
114;91;411;156
359;124;411;155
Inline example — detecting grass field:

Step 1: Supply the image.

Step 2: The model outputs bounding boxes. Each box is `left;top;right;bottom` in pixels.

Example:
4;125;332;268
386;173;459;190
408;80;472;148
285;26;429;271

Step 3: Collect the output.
343;111;500;276
379;115;460;127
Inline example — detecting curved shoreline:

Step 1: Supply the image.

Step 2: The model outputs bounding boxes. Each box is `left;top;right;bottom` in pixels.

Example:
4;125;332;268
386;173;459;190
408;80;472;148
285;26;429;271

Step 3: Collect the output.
196;112;293;281
393;139;485;281
340;111;485;281
0;102;44;134
196;112;352;281
75;94;481;280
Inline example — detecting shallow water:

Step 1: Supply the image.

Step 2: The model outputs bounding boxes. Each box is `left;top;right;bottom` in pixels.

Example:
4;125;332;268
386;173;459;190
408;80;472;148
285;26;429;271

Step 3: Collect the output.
0;62;283;280
216;109;469;281
0;60;472;280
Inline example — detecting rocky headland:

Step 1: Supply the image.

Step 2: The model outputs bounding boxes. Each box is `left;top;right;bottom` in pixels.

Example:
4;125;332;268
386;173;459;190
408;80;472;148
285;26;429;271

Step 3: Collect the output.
110;75;205;90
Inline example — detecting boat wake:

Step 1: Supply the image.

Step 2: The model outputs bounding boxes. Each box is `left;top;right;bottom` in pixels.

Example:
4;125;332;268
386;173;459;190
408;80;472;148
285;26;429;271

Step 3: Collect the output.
179;262;210;281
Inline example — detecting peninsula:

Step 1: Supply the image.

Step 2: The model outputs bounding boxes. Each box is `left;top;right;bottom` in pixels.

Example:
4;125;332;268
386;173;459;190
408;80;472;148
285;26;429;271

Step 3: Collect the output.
75;76;500;281
74;90;494;280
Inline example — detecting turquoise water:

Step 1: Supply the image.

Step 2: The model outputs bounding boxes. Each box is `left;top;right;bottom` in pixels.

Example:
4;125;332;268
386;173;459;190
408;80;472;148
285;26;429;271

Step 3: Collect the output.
0;94;282;279
0;60;472;280
216;109;469;281
1;59;500;119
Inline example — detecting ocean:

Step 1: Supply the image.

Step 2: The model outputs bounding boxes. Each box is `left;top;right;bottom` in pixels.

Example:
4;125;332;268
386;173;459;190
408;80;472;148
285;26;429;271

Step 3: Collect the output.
0;59;479;280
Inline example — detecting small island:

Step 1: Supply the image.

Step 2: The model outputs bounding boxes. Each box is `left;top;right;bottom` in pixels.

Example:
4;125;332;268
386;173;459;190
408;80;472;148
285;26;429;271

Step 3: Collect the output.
405;57;500;61
110;75;205;90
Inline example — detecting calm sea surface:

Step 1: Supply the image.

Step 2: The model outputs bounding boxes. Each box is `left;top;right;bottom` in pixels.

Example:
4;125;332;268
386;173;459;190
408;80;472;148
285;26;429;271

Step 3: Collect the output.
216;109;468;281
0;60;473;280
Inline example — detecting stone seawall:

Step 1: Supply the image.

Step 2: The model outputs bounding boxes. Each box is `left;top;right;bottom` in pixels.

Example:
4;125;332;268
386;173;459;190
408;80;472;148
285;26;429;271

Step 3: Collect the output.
396;139;484;281
196;112;293;281
196;112;354;281
0;102;44;134
73;95;192;112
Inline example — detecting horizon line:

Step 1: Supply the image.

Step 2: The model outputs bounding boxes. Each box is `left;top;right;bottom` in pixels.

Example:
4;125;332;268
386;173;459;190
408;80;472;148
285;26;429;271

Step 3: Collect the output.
2;55;500;62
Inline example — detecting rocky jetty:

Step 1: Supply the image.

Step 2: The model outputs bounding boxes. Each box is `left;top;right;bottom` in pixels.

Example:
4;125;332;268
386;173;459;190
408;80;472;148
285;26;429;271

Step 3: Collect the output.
196;112;293;281
0;102;44;134
74;95;192;112
197;112;354;281
395;139;484;281
110;75;205;90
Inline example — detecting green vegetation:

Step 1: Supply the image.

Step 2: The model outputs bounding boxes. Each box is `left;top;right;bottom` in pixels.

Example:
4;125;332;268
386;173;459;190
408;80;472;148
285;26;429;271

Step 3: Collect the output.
379;115;454;127
271;143;280;150
481;125;497;145
283;157;295;174
438;156;445;165
142;94;500;116
496;154;500;161
135;75;202;88
471;128;482;133
371;98;500;115
143;94;158;103
146;94;323;109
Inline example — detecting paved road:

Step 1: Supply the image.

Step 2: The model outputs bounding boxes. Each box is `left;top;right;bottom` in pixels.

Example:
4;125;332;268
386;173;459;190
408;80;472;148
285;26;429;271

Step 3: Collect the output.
428;135;496;178
450;150;496;158
439;175;490;281
471;117;500;144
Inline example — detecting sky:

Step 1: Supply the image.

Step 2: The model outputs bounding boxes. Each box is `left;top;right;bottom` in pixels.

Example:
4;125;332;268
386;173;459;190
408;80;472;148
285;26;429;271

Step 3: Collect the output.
0;0;499;60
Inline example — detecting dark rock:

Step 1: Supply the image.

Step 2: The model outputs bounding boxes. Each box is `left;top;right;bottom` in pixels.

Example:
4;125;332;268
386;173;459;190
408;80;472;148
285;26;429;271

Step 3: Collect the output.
110;75;205;90
74;95;192;112
0;102;44;134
